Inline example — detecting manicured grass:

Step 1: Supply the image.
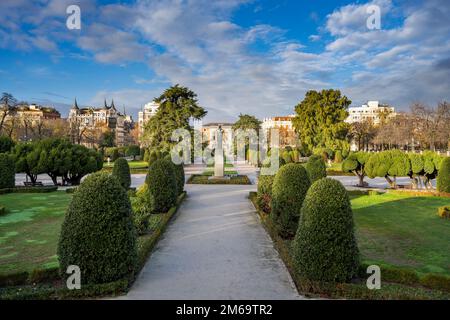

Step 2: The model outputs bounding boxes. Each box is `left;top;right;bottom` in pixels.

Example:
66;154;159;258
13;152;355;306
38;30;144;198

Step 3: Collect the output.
206;162;234;168
103;160;148;169
0;191;72;275
351;192;450;276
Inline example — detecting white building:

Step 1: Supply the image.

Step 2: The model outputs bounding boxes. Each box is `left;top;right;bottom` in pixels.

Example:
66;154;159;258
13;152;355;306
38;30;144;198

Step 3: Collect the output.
346;101;395;125
138;101;160;142
261;115;297;146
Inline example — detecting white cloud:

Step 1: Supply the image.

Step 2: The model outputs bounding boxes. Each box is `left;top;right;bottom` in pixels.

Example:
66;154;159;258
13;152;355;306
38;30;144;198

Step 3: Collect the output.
2;0;450;121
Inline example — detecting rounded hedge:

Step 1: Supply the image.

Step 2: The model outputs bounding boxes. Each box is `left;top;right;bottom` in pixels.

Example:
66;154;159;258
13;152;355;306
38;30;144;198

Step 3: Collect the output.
257;175;275;214
174;163;185;195
305;154;327;183
146;158;177;213
112;158;131;189
437;157;450;193
163;154;184;196
0;153;15;189
292;178;359;282
271;163;311;238
57;173;137;284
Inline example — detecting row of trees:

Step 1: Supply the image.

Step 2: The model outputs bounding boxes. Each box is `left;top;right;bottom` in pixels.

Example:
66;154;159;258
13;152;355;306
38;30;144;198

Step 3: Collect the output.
350;102;450;151
342;150;445;189
290;90;449;156
2;138;103;185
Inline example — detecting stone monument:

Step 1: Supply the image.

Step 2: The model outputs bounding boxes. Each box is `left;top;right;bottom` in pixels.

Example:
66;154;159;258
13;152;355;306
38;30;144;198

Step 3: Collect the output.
214;125;225;177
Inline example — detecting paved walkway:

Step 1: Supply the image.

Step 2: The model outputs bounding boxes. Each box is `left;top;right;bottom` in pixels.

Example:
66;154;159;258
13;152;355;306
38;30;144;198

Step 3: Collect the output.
119;183;301;300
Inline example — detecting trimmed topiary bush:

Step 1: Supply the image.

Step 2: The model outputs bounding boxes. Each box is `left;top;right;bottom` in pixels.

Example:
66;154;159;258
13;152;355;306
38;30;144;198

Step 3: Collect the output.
271;163;311;238
57;173;137;285
146;158;177;213
0;135;15;153
256;175;275;214
292;178;360;282
437;206;450;219
0;153;15;189
112;158;131;190
305;154;327;183
437;157;450;193
174;164;185;195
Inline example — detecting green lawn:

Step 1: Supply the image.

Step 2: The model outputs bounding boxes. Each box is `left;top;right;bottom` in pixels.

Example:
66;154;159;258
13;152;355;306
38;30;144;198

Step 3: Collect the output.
103;160;148;169
351;193;450;276
0;192;72;275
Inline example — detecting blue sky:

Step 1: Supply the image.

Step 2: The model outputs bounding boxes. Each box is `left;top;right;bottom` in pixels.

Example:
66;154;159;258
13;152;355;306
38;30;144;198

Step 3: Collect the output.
0;0;449;122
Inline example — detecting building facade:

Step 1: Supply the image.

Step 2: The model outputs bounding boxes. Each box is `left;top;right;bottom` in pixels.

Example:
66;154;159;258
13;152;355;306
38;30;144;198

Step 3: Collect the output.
346;101;396;125
261;115;297;147
138;101;159;144
5;103;61;124
68;99;134;147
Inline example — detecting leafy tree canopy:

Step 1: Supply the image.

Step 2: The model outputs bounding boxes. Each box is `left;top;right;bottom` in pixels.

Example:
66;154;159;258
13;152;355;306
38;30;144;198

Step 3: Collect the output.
232;114;261;132
143;85;207;152
292;89;351;154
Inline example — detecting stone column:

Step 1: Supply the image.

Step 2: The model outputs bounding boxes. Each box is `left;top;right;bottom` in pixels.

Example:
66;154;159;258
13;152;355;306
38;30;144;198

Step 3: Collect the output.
214;126;224;177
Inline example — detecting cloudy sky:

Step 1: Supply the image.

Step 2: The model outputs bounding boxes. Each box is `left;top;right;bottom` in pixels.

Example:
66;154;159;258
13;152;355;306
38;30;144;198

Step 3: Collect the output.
0;0;449;122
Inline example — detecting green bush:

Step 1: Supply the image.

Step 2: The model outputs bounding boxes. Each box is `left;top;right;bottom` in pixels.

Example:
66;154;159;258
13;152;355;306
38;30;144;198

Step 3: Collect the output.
0;206;6;216
437;206;450;219
112;158;131;189
334;150;343;163
437;157;450;193
130;184;154;235
146;158;177;213
292;178;359;282
305;154;327;183
0;135;15;153
271;163;310;238
174;164;185;195
57;173;137;285
0;153;15;189
256;175;275;214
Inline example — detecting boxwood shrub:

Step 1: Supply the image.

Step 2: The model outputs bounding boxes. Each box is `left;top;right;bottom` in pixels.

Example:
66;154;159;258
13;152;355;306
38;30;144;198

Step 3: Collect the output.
305;154;327;183
146;158;177;213
256;175;275;214
437;157;450;193
0;153;15;189
112;157;131;190
57;173;137;285
292;178;359;282
271;163;310;238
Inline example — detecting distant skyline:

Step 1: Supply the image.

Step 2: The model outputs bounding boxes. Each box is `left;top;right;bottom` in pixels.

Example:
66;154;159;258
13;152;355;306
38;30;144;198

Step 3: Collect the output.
1;0;449;122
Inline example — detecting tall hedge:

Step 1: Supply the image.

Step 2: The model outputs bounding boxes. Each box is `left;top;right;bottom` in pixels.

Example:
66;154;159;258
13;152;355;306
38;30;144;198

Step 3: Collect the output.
271;163;311;238
0;153;15;189
437;157;450;193
305;154;327;183
57;173;137;284
174;164;185;195
146;158;177;213
112;158;131;189
257;175;275;214
292;178;359;282
0;135;14;154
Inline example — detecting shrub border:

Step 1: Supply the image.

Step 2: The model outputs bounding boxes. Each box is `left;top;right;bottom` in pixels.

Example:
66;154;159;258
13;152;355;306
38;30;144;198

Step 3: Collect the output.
0;192;187;300
187;174;251;185
0;186;58;195
248;191;449;299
